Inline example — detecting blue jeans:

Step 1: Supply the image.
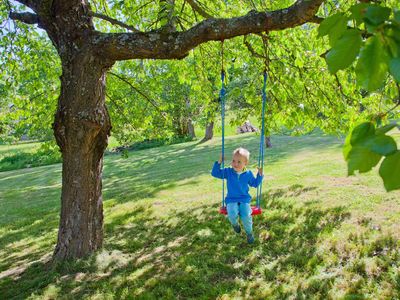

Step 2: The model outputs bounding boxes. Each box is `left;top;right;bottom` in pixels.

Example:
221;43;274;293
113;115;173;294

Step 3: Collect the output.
227;202;253;235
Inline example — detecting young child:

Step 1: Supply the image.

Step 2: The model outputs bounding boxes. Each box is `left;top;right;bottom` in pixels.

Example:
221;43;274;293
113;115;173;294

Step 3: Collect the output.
211;147;263;244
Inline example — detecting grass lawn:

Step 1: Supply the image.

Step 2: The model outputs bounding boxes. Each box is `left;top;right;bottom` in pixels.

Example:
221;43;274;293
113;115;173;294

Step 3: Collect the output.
0;142;42;160
0;131;400;299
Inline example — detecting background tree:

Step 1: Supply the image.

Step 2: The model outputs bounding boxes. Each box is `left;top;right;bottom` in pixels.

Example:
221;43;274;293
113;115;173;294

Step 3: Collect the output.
0;17;60;141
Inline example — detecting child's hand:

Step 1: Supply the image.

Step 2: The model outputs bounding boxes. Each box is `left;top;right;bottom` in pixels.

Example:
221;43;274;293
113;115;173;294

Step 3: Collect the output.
257;167;263;176
218;155;224;164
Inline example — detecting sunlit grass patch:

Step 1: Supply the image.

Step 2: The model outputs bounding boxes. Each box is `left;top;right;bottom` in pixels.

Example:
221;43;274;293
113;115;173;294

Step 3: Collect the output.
0;132;400;299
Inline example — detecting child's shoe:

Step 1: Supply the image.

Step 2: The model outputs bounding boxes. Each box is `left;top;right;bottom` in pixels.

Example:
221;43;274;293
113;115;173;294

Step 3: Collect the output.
246;233;255;244
233;224;241;234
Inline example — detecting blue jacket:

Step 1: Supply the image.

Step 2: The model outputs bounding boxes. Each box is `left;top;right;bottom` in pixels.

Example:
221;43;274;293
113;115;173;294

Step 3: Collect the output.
211;161;263;204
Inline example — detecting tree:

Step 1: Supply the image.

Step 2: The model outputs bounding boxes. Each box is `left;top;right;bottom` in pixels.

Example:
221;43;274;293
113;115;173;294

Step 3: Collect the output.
4;0;324;260
0;25;60;141
106;60;201;144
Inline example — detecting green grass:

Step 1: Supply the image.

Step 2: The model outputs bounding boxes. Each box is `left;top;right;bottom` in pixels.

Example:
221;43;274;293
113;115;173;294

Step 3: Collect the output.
0;142;41;158
0;131;400;299
0;141;62;172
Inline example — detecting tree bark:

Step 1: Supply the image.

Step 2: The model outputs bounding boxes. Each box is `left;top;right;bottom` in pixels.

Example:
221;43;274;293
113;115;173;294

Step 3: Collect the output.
265;136;272;148
52;52;112;259
202;121;214;142
185;98;195;139
187;119;196;139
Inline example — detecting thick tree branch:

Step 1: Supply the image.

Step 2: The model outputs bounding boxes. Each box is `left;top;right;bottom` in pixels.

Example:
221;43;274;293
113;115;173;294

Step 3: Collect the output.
185;0;214;19
89;11;140;32
9;11;39;24
93;0;324;61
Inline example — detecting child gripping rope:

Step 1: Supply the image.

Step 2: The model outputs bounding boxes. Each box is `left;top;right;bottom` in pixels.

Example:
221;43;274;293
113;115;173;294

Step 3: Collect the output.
211;147;263;244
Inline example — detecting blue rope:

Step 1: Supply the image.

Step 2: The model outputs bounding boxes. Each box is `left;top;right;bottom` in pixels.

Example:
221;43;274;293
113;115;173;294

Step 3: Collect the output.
220;70;226;208
256;71;268;208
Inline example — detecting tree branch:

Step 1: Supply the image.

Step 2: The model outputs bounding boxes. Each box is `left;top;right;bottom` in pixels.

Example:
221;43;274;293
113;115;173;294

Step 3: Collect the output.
243;36;268;60
108;72;165;117
93;0;324;61
334;74;358;105
309;15;324;24
382;83;400;117
90;11;140;32
105;92;140;129
185;0;214;19
9;12;39;24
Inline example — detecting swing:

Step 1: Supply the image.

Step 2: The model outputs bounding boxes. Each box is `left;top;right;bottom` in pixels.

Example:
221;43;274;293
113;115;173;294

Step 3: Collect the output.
218;68;268;216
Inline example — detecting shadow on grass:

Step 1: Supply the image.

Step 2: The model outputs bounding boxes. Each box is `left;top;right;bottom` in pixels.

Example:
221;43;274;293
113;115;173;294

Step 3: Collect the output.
0;134;348;298
0;184;352;299
102;133;341;205
0;214;58;273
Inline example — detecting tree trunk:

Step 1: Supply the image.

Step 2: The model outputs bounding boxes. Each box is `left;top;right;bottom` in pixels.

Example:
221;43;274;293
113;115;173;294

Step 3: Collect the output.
202;121;214;142
265;136;272;148
187;118;196;138
185;98;195;139
52;53;112;260
173;117;184;137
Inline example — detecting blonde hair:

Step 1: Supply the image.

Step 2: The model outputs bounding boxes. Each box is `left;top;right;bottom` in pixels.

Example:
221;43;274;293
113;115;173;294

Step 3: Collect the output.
233;147;250;162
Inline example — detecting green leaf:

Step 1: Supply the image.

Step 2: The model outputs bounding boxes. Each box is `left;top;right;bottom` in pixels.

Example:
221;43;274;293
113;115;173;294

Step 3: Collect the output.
386;37;399;57
386;26;400;43
389;58;400;82
343;132;352;160
344;122;378;172
364;134;397;156
326;29;362;74
395;10;400;22
364;5;392;26
230;87;242;98
328;15;348;47
350;122;375;145
347;145;382;175
345;121;398;180
350;3;369;26
318;13;348;47
379;151;400;191
318;13;346;38
356;36;390;91
376;123;397;135
295;57;304;68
